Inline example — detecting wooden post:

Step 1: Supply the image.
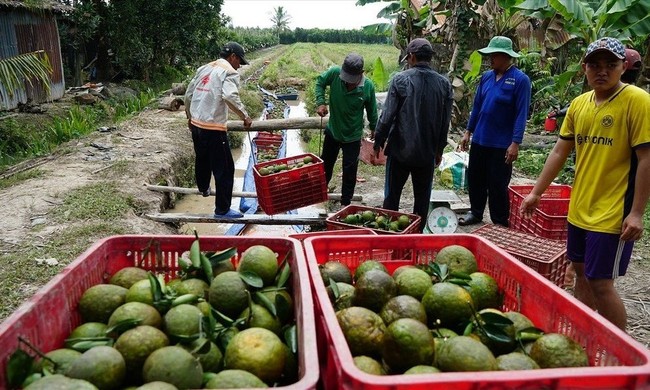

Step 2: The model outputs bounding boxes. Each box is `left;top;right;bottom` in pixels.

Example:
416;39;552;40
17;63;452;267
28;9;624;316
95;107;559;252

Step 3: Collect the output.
226;117;329;132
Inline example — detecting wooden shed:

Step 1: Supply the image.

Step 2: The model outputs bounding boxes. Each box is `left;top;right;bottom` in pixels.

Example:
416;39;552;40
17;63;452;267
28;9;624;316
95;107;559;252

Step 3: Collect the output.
0;0;68;110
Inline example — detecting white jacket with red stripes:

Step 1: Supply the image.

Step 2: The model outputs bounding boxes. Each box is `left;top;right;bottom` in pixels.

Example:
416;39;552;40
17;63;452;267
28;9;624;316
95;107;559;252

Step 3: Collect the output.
184;58;249;131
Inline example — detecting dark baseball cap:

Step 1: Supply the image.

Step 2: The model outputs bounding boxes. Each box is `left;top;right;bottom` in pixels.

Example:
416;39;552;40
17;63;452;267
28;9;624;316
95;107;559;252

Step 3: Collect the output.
584;37;625;62
340;53;364;84
222;42;249;65
401;38;434;62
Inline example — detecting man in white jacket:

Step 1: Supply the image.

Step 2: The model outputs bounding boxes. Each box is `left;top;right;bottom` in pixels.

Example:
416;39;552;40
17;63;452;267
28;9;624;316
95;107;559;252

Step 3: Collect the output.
185;42;252;218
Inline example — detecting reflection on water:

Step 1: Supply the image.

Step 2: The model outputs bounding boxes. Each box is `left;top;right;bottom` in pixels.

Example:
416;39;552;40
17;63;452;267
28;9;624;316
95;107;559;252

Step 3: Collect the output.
170;100;327;236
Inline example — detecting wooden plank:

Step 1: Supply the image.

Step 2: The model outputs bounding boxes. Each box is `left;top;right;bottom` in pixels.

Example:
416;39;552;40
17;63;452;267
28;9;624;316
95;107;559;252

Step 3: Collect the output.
226;117;328;132
146;213;327;225
145;184;360;201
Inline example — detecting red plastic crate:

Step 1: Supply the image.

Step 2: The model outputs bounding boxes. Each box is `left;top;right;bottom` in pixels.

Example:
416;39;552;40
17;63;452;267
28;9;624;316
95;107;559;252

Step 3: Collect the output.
509;184;571;240
253;153;328;215
326;205;421;235
303;234;650;390
253;132;283;153
254;137;283;151
255;131;283;141
0;235;318;390
472;224;569;287
290;228;377;243
289;228;392;262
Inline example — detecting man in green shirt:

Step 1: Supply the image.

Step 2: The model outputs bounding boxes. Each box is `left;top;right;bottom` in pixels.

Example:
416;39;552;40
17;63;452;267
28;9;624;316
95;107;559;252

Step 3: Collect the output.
315;53;378;207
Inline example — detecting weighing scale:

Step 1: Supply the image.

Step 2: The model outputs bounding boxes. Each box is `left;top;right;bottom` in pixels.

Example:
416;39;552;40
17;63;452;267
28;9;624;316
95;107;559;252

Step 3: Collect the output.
423;190;462;234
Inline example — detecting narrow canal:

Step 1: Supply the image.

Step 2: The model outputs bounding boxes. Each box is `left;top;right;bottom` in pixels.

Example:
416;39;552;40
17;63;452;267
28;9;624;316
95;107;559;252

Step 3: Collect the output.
169;100;326;236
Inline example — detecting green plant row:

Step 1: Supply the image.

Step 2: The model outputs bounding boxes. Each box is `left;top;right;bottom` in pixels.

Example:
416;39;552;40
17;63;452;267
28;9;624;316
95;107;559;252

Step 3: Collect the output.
0;90;157;171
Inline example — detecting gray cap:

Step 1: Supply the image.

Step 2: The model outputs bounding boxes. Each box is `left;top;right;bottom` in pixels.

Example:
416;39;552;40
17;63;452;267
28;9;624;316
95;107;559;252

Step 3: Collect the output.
340;53;364;84
401;38;434;62
584;37;625;62
222;42;248;65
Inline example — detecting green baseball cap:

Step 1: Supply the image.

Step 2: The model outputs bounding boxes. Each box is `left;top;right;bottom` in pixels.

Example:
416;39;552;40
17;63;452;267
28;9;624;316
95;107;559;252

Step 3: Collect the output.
477;36;520;58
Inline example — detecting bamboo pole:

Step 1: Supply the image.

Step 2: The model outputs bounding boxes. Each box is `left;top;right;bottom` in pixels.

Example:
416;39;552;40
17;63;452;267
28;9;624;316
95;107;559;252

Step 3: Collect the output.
146;212;326;225
145;184;361;201
226;117;328;132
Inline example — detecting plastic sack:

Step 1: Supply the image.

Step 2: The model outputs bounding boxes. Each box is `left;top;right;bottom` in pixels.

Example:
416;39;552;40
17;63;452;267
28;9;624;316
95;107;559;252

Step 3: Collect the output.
359;137;386;166
438;151;468;191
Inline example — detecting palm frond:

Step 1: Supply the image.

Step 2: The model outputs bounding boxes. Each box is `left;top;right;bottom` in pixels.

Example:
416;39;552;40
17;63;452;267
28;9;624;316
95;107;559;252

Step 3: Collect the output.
0;50;53;99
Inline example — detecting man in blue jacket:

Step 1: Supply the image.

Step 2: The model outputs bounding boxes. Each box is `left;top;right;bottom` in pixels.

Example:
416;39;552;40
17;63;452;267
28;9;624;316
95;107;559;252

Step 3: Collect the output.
373;38;453;231
459;36;531;227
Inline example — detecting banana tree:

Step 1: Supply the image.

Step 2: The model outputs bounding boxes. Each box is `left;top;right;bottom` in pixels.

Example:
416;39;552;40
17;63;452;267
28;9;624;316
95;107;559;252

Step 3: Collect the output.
358;0;431;56
479;0;530;37
515;0;650;44
0;50;52;109
514;0;650;94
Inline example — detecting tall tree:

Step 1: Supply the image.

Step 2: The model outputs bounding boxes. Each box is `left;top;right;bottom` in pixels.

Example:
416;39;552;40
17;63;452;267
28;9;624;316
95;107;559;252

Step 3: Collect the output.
106;0;224;80
358;0;428;62
270;6;292;39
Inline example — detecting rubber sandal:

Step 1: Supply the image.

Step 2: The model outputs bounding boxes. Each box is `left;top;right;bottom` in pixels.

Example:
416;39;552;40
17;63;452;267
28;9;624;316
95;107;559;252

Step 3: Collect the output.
458;212;481;226
214;209;243;218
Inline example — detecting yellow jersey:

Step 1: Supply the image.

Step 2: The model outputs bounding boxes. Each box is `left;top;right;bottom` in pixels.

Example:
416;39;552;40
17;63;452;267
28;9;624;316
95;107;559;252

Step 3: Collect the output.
559;85;650;233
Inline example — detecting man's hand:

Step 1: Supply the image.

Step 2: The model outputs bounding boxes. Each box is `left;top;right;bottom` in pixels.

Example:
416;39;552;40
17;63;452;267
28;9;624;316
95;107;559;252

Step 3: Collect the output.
316;105;329;117
621;212;644;241
459;131;471;152
519;193;541;219
505;142;519;164
373;143;382;160
243;117;252;129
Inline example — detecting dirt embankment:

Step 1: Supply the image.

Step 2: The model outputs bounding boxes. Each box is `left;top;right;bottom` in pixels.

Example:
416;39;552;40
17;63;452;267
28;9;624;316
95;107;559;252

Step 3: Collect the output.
0;107;197;321
0;108;191;246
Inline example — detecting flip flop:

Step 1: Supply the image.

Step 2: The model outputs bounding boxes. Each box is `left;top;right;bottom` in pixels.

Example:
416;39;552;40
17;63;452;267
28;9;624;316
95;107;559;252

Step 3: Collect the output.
356;176;366;183
458;212;482;226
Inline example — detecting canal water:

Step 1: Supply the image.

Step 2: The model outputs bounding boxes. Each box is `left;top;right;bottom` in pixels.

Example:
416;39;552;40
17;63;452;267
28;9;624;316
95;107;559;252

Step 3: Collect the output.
171;100;327;236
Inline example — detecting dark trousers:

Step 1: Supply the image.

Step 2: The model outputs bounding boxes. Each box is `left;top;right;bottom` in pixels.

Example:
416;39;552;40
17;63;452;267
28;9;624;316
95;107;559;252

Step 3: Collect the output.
383;156;434;233
190;125;235;215
320;130;360;205
467;143;512;226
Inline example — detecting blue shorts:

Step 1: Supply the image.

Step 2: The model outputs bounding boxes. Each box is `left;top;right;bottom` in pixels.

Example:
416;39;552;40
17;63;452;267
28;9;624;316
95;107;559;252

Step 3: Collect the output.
566;222;633;279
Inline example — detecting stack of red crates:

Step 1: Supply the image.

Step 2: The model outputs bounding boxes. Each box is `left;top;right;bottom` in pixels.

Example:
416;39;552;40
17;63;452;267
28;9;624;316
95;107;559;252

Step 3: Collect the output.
253;153;328;215
472;224;569;286
303;234;650;389
508;184;571;240
253;131;283;152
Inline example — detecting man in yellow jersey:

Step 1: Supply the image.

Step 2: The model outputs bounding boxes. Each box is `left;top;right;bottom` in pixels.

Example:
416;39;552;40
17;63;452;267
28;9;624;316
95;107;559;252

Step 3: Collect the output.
185;42;252;218
520;37;650;331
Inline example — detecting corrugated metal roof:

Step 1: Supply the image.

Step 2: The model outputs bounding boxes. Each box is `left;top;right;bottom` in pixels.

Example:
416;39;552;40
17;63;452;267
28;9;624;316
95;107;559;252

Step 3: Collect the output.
0;0;71;12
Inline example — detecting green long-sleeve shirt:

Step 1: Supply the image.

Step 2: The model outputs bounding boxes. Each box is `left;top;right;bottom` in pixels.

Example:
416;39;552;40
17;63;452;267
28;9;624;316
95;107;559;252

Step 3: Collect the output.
315;66;378;142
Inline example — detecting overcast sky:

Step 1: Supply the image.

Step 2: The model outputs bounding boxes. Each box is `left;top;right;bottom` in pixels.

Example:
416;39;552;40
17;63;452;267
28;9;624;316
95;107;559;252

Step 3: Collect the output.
221;0;392;30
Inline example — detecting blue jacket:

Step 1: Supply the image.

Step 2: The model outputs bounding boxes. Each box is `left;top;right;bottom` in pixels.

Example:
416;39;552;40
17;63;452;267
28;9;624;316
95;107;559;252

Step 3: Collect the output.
374;64;453;167
467;66;531;148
